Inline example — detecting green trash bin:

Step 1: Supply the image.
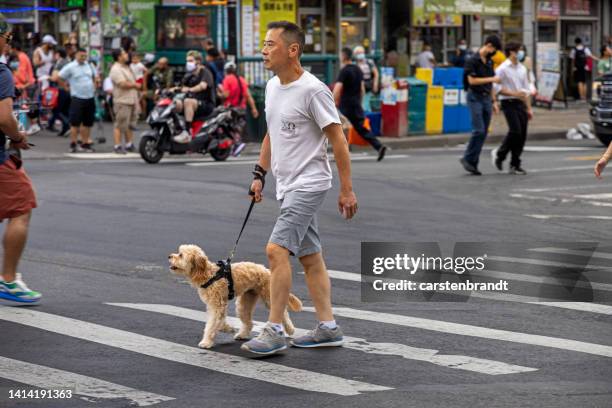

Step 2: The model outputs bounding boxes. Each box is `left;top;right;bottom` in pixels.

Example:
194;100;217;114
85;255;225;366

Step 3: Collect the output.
245;85;267;143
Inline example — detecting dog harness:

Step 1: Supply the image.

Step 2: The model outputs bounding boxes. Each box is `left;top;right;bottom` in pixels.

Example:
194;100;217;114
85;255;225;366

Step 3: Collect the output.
201;260;235;300
200;165;263;301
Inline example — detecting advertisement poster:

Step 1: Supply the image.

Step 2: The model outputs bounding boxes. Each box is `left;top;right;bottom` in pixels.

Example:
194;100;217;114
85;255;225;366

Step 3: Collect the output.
102;0;157;52
535;70;561;103
431;0;511;15
536;42;560;80
156;7;214;50
259;0;296;48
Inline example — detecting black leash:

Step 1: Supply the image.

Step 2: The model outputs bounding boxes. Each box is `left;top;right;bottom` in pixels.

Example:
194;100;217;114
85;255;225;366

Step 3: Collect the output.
201;197;256;300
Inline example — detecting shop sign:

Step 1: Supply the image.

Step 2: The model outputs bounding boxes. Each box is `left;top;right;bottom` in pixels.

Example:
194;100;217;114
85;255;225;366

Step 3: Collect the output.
565;0;590;16
426;0;511;16
536;0;560;20
414;0;462;27
259;0;296;48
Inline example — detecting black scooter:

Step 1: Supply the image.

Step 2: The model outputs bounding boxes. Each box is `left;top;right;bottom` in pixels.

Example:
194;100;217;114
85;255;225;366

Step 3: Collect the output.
139;88;237;164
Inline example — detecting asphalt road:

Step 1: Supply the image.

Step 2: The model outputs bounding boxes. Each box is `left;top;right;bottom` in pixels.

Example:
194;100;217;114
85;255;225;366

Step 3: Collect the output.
1;138;612;408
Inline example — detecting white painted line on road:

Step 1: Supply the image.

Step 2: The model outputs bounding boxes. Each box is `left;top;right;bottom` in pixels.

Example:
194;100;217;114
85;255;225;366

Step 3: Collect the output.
65;152;141;159
514;184;602;193
486;255;612;272
511;193;612;208
0;356;173;406
523;146;599;152
107;303;536;375
525;214;612;221
574;193;612;200
470;269;612;293
186;160;259;167
527;165;594;173
319;270;612;315
304;306;612;358
0;308;390;396
531;247;612;261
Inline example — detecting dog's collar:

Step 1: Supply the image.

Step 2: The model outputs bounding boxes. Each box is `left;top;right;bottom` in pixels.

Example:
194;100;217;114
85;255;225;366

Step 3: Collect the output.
201;260;235;300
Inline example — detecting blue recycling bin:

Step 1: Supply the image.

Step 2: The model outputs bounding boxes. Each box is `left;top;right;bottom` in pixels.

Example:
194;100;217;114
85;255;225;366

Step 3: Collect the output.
365;112;382;136
434;68;464;88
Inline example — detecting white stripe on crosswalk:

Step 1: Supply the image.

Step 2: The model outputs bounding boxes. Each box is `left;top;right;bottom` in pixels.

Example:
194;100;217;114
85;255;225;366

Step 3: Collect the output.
313;270;612;315
0;356;173;406
530;247;612;261
486;255;612;272
107;303;536;375
305;306;612;358
319;270;612;317
0;308;389;396
469;269;612;293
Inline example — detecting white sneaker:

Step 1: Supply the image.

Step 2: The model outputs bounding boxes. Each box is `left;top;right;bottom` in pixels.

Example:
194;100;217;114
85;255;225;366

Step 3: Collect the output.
28;124;41;135
173;130;191;144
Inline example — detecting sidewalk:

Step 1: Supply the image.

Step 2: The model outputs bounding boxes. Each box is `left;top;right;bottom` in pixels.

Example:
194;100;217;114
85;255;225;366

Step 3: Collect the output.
21;104;592;160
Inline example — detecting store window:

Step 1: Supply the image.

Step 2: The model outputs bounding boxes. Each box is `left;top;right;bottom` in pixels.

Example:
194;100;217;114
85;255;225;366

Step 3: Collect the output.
324;0;337;54
537;22;557;43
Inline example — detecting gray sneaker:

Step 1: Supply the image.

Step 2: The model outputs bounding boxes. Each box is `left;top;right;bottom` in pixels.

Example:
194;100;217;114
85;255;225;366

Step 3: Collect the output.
290;323;344;348
240;325;287;355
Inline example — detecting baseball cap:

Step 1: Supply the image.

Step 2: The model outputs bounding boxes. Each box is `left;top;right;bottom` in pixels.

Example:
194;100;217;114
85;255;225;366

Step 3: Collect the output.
224;61;236;71
42;34;57;45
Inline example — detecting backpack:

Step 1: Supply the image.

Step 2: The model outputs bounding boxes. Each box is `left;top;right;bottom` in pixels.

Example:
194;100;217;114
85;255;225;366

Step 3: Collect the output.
574;47;587;71
42;86;59;109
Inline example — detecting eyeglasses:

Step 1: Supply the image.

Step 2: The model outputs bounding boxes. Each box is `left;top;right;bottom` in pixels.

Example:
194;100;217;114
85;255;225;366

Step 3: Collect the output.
0;33;13;43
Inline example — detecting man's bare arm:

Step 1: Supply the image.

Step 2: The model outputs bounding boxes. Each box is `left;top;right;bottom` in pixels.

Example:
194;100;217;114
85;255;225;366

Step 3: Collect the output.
0;98;21;139
324;122;358;219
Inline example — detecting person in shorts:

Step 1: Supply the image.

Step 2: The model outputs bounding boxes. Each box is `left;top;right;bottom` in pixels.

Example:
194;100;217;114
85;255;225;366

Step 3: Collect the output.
109;49;139;154
59;47;99;153
0;14;41;304
241;21;358;356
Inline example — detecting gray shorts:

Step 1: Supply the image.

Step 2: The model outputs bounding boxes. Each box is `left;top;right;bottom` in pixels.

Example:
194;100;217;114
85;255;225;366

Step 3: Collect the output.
269;189;328;257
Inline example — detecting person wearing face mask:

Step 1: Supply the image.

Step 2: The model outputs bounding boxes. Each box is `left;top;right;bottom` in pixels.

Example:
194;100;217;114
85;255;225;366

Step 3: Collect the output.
460;35;502;175
352;45;379;112
451;39;470;68
491;42;533;175
173;50;216;143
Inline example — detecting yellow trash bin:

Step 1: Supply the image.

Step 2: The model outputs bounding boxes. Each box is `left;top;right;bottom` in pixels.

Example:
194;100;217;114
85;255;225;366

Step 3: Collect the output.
415;68;433;86
426;86;444;134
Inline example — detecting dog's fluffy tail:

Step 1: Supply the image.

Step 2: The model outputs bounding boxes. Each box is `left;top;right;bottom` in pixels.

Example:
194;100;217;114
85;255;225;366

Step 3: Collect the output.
287;293;302;312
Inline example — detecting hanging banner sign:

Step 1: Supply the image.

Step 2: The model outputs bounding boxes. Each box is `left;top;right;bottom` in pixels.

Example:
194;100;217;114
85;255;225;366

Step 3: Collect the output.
259;0;297;48
536;0;560;20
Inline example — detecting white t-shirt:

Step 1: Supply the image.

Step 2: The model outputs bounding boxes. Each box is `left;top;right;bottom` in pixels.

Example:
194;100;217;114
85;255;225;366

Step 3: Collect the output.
265;70;341;200
494;59;530;100
417;50;435;69
130;62;146;80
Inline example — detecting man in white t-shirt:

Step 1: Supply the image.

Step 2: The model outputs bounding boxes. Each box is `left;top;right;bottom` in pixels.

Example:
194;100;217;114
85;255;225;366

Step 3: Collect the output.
241;21;358;356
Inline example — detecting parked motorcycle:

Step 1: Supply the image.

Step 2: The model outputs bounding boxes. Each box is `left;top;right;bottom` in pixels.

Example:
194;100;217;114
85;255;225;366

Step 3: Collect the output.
138;88;242;164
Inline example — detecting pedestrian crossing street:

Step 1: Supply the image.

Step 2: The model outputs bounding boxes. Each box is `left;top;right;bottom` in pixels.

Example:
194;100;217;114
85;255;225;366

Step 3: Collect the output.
1;246;611;406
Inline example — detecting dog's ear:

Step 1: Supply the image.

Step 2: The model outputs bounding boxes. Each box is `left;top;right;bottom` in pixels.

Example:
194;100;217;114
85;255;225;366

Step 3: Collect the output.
190;251;210;283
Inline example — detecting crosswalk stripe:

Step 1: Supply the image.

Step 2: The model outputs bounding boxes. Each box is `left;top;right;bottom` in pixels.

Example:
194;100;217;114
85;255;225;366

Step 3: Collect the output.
107;303;537;376
486;255;612;272
305;306;612;358
312;270;612;315
468;269;612;293
0;308;390;396
0;356;173;406
530;247;612;261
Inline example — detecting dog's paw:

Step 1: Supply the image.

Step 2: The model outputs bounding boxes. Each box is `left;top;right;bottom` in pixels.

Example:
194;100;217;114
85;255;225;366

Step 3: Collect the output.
234;331;251;341
221;324;236;334
198;340;215;349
